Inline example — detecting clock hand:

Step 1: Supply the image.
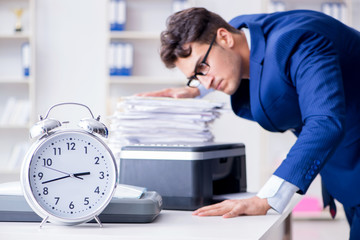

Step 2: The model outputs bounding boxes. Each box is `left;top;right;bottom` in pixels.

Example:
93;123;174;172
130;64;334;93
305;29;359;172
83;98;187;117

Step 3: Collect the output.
68;172;90;179
41;172;90;184
43;165;70;175
73;172;90;177
43;165;83;180
42;175;70;184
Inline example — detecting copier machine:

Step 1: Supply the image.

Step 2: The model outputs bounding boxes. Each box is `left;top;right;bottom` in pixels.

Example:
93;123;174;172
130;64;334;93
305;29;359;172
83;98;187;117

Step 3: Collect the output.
119;142;247;210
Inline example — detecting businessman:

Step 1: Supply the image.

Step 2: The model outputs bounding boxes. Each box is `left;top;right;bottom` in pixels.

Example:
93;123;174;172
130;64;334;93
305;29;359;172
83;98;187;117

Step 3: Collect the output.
138;8;360;238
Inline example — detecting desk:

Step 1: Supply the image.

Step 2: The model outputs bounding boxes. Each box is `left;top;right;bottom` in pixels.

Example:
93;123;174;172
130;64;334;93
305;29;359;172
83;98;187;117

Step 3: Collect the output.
0;193;301;240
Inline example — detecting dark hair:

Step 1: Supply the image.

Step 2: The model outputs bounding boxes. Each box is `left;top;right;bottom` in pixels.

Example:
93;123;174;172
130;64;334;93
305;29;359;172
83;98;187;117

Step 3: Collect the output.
160;7;238;68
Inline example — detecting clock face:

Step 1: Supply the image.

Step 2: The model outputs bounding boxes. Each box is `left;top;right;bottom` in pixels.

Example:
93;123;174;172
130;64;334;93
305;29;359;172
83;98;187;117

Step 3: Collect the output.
25;130;117;222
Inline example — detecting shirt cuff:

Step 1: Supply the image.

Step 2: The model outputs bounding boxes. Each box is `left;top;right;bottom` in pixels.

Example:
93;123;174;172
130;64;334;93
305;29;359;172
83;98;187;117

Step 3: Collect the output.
257;175;299;213
195;85;213;98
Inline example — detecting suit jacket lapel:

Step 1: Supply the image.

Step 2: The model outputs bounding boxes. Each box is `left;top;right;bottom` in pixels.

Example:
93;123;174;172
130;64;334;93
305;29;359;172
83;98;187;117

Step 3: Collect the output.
247;22;279;132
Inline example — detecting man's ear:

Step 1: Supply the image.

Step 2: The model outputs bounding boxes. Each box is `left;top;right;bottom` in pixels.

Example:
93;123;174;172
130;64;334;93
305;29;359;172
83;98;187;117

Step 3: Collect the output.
216;28;234;48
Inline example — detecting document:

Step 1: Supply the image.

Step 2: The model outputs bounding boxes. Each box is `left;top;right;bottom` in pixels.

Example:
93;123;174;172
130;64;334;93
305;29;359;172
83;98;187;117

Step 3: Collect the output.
108;96;226;153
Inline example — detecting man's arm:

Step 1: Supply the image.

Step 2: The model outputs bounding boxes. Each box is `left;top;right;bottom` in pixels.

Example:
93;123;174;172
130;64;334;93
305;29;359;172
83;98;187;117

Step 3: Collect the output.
272;31;346;193
192;175;298;218
136;85;213;98
136;86;200;98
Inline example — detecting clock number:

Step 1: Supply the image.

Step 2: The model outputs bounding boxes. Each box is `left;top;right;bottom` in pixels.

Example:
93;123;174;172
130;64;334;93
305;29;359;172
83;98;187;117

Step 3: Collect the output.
84;197;90;205
67;142;76;150
43;158;52;166
69;201;74;209
38;172;43;180
84;146;88;154
99;171;105;179
54;197;60;205
94;186;100;194
53;147;61;155
94;157;100;165
43;187;49;195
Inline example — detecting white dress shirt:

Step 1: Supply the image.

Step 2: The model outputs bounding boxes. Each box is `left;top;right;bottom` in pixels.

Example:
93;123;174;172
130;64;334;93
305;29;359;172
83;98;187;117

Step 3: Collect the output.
257;175;299;213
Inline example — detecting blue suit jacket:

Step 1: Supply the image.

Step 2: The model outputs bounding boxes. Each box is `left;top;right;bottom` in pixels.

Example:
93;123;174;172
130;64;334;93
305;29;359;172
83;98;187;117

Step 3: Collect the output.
229;10;360;207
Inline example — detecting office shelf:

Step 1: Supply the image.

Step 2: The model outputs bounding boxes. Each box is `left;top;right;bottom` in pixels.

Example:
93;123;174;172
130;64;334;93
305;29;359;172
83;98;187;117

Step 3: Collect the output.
0;77;31;84
0;33;31;39
0;0;36;179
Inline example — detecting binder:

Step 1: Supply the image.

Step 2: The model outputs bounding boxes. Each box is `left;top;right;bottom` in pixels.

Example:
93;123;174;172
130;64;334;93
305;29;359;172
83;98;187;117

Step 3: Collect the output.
123;43;133;76
110;0;126;31
1;98;30;126
268;1;286;13
0;98;16;125
322;3;332;17
172;0;190;13
109;42;133;76
340;4;348;24
115;43;125;75
332;3;341;21
321;2;348;24
21;42;30;77
109;42;117;76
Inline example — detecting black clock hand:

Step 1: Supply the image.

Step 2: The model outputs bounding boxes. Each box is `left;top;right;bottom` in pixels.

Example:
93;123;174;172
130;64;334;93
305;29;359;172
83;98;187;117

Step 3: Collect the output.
42;172;90;184
73;172;90;177
42;175;70;184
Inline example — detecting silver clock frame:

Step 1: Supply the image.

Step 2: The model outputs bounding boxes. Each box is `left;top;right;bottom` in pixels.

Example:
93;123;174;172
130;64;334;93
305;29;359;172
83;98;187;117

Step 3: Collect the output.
21;128;118;227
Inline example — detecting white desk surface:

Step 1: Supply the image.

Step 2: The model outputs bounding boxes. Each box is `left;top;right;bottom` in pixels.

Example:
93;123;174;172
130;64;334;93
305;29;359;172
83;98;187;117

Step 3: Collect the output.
0;193;301;240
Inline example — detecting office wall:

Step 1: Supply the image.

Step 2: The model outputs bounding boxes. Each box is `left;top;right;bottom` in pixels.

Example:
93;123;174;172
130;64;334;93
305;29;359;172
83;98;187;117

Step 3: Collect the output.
36;0;107;120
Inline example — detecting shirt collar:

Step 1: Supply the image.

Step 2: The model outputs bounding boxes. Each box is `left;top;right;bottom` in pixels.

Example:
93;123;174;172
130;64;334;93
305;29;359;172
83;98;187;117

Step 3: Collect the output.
241;27;251;50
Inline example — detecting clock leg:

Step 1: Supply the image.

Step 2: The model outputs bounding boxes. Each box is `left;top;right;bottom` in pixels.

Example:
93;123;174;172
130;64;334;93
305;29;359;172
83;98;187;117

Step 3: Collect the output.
94;215;103;228
40;216;49;228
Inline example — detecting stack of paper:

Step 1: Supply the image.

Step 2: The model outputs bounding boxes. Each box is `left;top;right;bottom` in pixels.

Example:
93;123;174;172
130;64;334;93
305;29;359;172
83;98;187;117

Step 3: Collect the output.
108;96;225;153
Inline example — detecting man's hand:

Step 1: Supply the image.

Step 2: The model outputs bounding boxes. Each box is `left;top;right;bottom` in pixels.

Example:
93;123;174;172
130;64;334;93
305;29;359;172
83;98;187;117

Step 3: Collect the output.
136;87;200;98
192;196;271;218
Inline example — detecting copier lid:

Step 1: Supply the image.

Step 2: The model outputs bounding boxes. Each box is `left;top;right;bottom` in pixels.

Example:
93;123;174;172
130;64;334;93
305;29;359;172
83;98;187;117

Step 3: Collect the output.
120;142;245;161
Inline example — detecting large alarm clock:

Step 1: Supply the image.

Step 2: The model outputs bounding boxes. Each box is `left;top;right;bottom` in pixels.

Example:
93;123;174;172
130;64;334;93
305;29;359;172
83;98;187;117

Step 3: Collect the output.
20;103;118;227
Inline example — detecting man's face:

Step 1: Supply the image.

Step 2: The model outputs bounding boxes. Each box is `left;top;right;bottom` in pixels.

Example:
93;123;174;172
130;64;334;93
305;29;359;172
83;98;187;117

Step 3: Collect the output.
175;34;245;95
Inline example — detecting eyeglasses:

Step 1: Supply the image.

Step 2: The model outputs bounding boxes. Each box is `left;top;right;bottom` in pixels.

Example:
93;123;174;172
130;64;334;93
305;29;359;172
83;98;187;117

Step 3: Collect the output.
186;34;217;88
